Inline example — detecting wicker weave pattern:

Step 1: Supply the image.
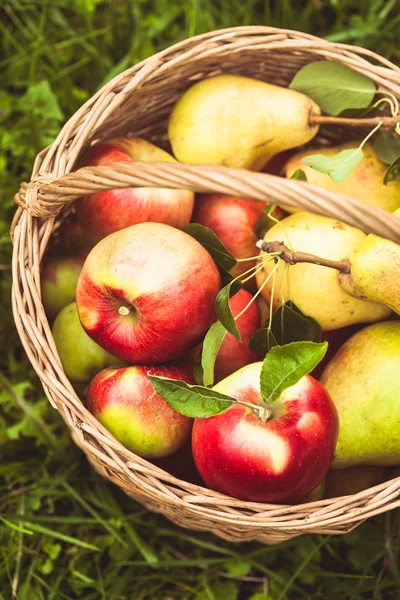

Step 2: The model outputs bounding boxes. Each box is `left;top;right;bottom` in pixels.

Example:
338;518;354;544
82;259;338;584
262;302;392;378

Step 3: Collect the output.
12;27;400;544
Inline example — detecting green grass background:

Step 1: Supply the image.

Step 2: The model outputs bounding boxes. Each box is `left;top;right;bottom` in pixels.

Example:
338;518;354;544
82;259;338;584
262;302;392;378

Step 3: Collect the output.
1;1;400;598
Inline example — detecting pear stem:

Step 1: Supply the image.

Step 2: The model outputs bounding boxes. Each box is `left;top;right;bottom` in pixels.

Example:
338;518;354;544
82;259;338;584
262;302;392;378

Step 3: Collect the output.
309;113;400;129
257;240;351;274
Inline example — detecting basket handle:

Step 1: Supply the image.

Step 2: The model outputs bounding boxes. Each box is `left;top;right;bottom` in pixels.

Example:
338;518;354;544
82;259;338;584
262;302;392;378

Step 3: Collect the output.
14;161;400;243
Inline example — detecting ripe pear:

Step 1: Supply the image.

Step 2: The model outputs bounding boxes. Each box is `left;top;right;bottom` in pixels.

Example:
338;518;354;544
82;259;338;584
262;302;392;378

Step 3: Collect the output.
283;141;400;213
168;75;321;171
256;212;391;330
53;302;122;383
320;321;400;467
339;208;400;315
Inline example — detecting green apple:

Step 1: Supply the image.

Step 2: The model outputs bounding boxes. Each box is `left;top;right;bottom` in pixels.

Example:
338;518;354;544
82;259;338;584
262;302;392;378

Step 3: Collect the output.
52;302;123;383
42;254;87;320
320;321;400;467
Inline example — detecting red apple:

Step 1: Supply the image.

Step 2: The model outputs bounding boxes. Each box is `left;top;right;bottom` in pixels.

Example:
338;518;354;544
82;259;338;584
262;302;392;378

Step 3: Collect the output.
87;363;194;458
41;252;87;320
191;289;261;382
76;222;221;364
192;363;338;503
74;137;195;247
192;194;286;289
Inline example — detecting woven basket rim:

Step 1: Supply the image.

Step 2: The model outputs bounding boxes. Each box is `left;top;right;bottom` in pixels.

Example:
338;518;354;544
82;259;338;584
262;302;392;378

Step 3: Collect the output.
11;26;400;544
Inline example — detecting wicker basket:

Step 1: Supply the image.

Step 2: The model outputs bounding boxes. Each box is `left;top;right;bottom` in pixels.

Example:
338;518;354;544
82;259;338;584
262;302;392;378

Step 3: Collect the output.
12;26;400;545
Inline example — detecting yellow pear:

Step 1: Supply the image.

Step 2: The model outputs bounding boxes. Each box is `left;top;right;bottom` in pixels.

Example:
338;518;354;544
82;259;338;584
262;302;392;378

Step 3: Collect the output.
168;75;321;171
283;141;400;213
339;208;400;315
256;212;391;330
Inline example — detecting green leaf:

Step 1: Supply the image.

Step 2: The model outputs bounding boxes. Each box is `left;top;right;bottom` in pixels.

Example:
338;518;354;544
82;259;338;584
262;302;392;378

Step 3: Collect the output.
201;321;227;387
271;302;322;347
373;131;400;165
302;148;363;183
43;542;62;560
16;81;63;121
149;376;235;418
249;327;278;358
384;156;400;184
184;224;237;270
219;266;243;295
250;303;322;359
289;61;375;116
216;285;241;341
260;341;328;404
194;355;205;386
223;560;252;577
291;168;308;181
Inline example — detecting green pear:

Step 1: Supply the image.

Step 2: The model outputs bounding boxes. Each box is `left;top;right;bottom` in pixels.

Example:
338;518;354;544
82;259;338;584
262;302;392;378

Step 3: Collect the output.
320;321;400;467
42;254;87;320
339;208;400;315
52;302;122;383
168;75;321;171
256;212;391;330
284;142;400;213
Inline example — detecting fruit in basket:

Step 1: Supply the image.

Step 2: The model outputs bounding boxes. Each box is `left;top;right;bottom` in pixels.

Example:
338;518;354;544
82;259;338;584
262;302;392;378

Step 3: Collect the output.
324;465;392;498
168;74;321;171
256;212;391;330
320;321;400;467
41;253;87;320
76;222;221;364
52;303;122;383
74;137;194;247
192;194;286;288
191;288;261;383
339;208;400;315
87;364;194;458
283;142;400;213
192;362;338;503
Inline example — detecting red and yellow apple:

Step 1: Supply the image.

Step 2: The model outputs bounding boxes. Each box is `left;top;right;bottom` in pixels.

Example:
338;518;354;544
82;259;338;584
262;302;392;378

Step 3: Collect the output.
42;253;87;320
74;137;195;247
191;288;261;382
192;194;285;288
76;222;221;364
192;362;338;503
87;363;194;458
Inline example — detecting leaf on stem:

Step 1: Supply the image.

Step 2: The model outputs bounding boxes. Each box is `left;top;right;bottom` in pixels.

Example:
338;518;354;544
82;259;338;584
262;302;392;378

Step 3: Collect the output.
184;224;237;271
384;156;400;184
201;321;227;387
302;148;363;183
260;341;328;404
216;284;241;341
373;131;400;165
149;376;235;418
249;302;322;359
290;169;308;181
289;61;375;116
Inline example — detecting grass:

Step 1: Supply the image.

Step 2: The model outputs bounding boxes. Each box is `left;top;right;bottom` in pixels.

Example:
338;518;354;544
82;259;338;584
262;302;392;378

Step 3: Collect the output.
1;0;400;598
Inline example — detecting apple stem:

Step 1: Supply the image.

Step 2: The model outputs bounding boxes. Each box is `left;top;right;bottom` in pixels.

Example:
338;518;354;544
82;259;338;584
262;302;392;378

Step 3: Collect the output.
258;406;271;423
118;306;131;316
309;113;400;129
256;240;351;274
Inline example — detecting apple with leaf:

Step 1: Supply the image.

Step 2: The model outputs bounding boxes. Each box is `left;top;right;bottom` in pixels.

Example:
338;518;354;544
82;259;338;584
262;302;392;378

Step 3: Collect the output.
150;341;338;503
